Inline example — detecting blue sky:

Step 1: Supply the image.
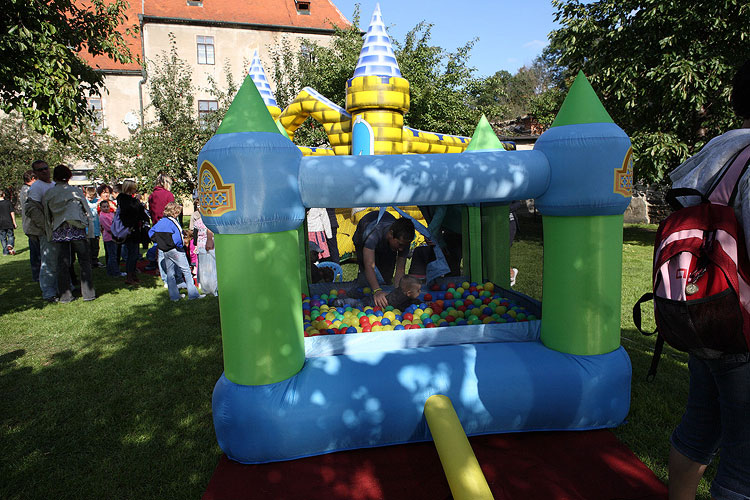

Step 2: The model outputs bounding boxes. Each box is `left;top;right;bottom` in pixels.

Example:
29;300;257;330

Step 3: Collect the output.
332;0;560;78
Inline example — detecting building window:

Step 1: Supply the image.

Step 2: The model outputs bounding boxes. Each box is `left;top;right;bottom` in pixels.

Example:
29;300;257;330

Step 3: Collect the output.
198;100;218;127
197;36;215;65
295;0;310;14
186;0;202;5
88;98;103;132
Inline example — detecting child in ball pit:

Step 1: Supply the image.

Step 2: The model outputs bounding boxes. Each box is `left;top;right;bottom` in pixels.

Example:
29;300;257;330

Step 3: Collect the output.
334;275;421;311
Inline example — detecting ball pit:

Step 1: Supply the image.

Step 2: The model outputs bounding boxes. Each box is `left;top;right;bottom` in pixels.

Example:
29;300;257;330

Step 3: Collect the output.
301;281;538;337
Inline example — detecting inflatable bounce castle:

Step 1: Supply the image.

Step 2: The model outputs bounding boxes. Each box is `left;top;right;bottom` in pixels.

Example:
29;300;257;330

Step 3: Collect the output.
197;4;634;464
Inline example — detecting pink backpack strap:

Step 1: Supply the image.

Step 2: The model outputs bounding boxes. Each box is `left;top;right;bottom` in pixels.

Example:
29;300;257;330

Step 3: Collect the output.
708;145;750;205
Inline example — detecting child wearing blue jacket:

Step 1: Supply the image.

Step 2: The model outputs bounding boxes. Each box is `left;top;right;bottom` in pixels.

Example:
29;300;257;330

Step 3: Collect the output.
148;201;203;301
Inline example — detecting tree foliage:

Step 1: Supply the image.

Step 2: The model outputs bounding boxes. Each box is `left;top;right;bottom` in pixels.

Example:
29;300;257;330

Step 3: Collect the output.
548;0;750;184
0;113;74;195
0;0;137;142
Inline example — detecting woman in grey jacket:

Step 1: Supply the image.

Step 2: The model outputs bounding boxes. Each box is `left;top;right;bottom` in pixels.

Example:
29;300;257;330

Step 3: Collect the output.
42;165;95;303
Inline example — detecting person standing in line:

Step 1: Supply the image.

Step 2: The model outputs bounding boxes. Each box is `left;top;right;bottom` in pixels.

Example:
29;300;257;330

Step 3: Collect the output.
0;189;17;255
85;186;102;267
42;165;95;303
19;170;39;280
147;173;175;280
666;60;750;500
149;202;204;301
117;180;150;285
98;199;120;277
25;160;58;302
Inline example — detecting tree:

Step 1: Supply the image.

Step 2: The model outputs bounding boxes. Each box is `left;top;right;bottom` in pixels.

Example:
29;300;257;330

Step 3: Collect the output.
0;0;137;142
548;0;750;184
0;113;75;196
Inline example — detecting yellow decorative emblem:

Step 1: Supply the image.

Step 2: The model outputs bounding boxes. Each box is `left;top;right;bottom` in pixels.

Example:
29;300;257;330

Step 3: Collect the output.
198;160;236;216
614;146;634;197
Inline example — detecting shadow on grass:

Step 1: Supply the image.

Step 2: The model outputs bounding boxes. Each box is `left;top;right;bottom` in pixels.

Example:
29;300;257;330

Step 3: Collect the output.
0;257;163;316
623;225;658;247
0;296;224;499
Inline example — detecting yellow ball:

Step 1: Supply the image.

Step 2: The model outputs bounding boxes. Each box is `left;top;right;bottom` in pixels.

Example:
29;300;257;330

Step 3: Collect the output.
495;306;507;315
482;316;493;324
484;282;494;292
402;320;412;326
414;308;424;316
423;307;433;316
507;310;517;318
372;325;383;332
462;281;471;289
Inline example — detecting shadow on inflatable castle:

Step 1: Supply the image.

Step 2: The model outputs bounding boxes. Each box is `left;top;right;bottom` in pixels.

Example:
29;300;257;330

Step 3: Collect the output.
196;3;635;472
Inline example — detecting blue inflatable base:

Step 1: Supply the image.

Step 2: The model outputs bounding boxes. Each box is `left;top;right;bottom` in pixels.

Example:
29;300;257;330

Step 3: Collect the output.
212;333;631;464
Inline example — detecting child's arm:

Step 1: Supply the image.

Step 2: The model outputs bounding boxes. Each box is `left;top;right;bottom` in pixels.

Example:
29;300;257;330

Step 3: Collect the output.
10;210;16;229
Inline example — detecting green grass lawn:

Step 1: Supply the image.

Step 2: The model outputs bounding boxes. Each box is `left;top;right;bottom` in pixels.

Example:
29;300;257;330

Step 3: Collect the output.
0;221;714;499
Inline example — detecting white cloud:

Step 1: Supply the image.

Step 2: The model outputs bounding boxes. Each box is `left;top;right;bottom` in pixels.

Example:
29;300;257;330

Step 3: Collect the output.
523;40;547;50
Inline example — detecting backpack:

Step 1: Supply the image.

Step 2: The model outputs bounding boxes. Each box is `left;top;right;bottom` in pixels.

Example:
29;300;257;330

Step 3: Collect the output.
633;145;750;379
110;206;131;243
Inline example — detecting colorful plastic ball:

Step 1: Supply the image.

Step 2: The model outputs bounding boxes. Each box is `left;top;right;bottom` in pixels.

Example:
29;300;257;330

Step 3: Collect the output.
462;282;471;289
381;318;391;326
394;325;405;330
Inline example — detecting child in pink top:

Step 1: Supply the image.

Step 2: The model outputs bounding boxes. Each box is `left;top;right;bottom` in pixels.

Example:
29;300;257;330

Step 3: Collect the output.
99;200;120;277
183;229;198;284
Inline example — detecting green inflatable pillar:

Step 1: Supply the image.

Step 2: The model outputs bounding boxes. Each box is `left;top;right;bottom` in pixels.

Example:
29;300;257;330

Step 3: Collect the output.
465;115;509;286
209;76;305;385
541;216;623;355
539;72;625;355
482;205;510;288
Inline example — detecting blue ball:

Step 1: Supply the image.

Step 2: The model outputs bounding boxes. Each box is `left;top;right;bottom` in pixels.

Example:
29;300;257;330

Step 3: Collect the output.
337;307;345;314
346;327;357;334
381;318;391;325
394;325;405;330
456;319;468;326
375;310;384;317
482;307;493;315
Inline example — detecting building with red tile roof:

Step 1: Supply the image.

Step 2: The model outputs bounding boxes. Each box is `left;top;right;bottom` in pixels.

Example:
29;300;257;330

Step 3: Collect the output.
82;0;350;138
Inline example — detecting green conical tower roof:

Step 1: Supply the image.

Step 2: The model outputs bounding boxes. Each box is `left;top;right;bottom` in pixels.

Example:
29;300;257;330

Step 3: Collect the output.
215;73;280;135
551;71;614;127
465;115;505;151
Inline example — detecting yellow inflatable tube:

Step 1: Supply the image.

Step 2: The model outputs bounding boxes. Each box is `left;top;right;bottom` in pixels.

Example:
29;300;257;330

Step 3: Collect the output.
424;395;494;500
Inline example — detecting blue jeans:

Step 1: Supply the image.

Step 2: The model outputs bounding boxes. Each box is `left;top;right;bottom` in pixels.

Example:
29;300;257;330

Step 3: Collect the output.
39;235;58;299
162;249;201;300
103;240;119;276
27;234;41;281
671;353;750;500
0;228;14;254
124;239;139;274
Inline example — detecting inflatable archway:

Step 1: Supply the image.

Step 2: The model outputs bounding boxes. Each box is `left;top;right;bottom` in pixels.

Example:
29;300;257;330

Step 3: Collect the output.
198;5;634;465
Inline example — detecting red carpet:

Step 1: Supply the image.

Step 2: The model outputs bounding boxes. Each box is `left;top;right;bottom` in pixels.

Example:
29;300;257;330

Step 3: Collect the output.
203;430;667;500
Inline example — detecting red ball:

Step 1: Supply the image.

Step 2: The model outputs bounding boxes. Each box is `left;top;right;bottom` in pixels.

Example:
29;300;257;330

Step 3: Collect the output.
372;321;382;327
404;313;413;321
482;298;492;304
338;328;348;335
447;283;456;289
445;292;453;299
469;287;478;294
424;293;432;301
362;325;372;332
458;305;467;312
426;323;437;328
430;284;440;291
359;317;369;326
445;315;455;322
338;289;346;296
